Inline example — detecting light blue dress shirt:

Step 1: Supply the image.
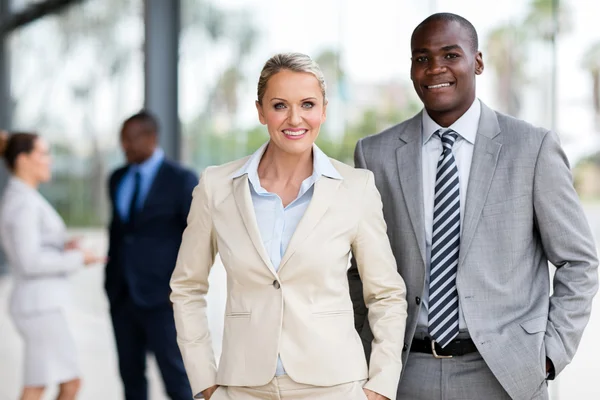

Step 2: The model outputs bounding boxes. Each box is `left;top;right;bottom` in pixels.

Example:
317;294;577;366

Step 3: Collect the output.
232;142;343;376
117;148;165;221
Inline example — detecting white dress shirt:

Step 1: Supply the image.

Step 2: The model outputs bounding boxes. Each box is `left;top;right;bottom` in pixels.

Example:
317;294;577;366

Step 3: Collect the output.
232;142;343;376
416;99;482;334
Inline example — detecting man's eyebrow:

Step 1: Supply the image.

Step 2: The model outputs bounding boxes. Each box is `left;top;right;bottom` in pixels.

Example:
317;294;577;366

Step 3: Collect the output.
412;44;463;55
441;44;462;52
412;48;429;55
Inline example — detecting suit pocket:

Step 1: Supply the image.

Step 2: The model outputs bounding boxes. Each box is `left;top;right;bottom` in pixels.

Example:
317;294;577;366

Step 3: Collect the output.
520;315;547;334
482;195;530;217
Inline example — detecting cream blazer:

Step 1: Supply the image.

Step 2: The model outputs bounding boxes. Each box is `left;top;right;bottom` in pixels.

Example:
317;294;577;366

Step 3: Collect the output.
170;156;407;400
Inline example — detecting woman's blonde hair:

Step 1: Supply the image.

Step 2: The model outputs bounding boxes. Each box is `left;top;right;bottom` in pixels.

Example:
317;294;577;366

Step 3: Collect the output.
257;52;327;105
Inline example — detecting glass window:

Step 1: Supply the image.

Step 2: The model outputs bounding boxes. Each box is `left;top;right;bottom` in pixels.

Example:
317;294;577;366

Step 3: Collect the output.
10;0;144;227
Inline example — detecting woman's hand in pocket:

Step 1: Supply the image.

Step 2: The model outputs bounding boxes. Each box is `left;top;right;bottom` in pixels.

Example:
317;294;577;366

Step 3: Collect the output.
202;385;219;399
364;388;389;400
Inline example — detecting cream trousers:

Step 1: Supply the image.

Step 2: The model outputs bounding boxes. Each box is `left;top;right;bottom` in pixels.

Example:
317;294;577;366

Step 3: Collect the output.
210;375;368;400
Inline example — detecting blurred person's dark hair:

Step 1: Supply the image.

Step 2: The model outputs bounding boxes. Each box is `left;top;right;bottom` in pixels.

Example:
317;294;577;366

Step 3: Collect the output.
412;12;479;52
0;131;39;171
123;110;160;135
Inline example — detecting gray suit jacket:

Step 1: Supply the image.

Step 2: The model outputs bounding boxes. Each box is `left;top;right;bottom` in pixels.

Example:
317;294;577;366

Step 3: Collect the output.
0;177;84;315
348;102;599;400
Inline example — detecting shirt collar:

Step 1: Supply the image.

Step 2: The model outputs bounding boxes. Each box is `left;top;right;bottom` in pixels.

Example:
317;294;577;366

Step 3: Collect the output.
130;147;164;176
232;142;343;183
422;98;481;145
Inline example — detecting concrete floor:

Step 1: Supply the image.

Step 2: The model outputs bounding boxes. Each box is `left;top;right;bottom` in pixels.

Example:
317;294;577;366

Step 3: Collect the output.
1;205;600;399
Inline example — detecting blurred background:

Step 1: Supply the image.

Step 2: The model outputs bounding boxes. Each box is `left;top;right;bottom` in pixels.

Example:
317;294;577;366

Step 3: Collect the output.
1;0;600;399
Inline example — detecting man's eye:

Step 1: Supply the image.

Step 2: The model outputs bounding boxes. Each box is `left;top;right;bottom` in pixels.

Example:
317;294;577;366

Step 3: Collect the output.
416;56;428;63
446;53;459;59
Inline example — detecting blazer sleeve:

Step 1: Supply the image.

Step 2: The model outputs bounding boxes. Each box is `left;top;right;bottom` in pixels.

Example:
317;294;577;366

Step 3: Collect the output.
6;200;83;277
352;170;407;400
533;130;599;377
348;139;370;334
180;169;199;227
170;168;218;395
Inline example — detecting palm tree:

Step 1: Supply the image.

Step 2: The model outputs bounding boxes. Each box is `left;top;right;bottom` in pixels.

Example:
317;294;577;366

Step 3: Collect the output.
525;0;572;129
525;0;572;41
582;42;600;131
485;24;528;116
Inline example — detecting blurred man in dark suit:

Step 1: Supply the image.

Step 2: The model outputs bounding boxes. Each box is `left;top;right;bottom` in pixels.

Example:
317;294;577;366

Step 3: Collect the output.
105;111;197;400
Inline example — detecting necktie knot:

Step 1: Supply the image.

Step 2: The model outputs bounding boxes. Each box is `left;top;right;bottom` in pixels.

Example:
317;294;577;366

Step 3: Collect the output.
435;129;458;150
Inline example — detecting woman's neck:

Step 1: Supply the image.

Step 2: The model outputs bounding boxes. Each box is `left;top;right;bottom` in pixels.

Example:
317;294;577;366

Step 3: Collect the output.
13;172;39;189
257;143;313;185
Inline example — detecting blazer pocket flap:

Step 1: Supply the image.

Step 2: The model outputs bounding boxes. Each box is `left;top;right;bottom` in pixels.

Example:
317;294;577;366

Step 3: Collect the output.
313;310;353;317
520;315;547;334
225;312;251;318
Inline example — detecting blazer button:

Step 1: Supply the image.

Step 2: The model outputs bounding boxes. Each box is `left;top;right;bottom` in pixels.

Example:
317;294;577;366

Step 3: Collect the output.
273;280;280;289
416;297;421;305
403;343;408;352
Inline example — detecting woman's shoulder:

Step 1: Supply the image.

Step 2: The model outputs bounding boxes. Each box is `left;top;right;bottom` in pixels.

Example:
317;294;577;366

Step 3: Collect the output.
328;157;373;184
199;156;251;185
0;182;40;225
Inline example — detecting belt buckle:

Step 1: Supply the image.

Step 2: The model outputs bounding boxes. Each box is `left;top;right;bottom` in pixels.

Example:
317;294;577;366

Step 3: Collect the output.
431;339;453;359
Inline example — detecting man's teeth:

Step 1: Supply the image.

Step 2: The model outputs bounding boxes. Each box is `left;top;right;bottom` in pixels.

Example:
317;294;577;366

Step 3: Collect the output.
428;83;451;89
283;130;307;136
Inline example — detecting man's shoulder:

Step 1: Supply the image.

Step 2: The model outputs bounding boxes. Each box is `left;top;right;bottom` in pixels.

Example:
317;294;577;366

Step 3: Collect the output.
109;165;128;183
359;113;421;148
160;158;198;180
494;110;549;139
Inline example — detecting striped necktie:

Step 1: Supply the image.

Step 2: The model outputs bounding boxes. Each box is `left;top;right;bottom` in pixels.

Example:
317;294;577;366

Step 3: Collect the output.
428;129;460;348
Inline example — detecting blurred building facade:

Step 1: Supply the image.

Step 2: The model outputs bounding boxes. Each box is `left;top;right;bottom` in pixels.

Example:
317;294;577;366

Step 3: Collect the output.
2;0;600;261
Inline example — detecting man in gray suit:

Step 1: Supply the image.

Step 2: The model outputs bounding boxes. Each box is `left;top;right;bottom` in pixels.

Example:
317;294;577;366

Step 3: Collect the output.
348;13;599;400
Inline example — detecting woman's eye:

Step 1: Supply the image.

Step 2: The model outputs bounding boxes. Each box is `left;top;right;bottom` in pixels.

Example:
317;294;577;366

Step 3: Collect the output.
274;103;286;110
302;102;314;109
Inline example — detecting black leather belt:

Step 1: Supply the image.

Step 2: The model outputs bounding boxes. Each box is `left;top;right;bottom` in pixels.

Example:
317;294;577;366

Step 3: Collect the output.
411;337;478;358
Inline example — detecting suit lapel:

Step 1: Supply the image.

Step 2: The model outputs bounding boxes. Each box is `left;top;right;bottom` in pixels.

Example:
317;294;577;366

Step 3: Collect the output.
396;114;427;265
110;168;128;224
459;103;502;266
278;176;342;272
232;175;277;276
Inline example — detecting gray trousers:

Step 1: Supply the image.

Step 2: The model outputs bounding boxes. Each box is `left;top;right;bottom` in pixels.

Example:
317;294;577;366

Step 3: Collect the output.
397;351;549;400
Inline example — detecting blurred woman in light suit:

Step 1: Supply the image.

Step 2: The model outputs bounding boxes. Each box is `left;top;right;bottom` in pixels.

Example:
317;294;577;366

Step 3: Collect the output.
170;53;408;400
0;132;104;400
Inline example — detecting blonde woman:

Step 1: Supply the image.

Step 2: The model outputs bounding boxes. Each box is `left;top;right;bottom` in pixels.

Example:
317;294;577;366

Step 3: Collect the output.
170;53;407;400
0;132;103;400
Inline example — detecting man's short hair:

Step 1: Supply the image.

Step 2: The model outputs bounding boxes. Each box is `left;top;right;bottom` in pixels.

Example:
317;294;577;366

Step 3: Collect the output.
412;13;479;53
123;110;160;134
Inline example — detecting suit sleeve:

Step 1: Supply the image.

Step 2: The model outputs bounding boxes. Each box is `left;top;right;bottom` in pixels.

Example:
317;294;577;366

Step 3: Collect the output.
181;169;199;227
352;170;407;400
348;139;370;334
170;168;218;395
533;130;599;377
5;200;83;277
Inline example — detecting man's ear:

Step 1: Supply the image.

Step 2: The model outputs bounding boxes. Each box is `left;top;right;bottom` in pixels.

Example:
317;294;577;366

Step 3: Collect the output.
475;51;484;75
